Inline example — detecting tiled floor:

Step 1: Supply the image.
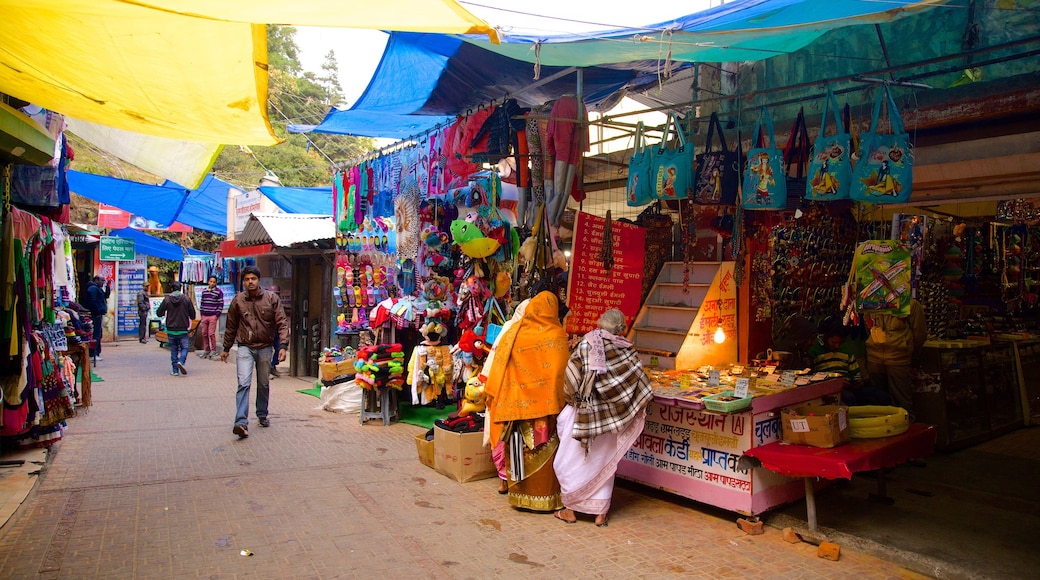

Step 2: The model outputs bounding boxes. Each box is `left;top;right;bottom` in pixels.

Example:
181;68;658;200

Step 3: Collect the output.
0;340;928;578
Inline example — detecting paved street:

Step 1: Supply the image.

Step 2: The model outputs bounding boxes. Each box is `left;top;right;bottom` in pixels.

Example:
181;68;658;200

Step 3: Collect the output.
0;340;925;579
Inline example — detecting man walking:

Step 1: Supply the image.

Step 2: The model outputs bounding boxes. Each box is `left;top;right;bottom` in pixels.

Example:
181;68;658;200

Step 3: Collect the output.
136;282;151;344
221;266;289;439
198;276;223;359
157;281;196;376
85;276;110;360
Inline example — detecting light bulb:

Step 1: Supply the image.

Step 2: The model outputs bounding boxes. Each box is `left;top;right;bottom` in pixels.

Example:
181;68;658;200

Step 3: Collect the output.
713;326;726;344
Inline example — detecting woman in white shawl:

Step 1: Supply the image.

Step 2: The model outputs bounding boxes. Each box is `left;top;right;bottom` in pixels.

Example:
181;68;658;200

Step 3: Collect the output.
553;309;653;526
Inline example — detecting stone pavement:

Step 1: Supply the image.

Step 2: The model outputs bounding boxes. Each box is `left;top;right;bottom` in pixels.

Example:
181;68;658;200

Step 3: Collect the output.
0;340;927;579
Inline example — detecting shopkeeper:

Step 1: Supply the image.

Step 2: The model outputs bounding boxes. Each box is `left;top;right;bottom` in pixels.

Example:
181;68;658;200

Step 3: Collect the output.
865;298;927;410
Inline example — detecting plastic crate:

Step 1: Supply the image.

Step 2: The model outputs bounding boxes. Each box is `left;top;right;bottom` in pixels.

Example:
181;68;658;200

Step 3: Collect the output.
701;390;753;413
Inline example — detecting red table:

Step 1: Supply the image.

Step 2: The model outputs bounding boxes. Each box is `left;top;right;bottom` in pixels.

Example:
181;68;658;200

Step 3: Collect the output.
742;424;936;531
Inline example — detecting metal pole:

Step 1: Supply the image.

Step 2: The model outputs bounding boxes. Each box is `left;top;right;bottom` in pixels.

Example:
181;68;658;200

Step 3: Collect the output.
804;478;818;532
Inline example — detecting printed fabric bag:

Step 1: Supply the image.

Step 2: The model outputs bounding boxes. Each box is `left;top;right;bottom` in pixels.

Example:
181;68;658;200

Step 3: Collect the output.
652;113;693;201
782;107;811;208
693;112;738;205
626;121;655;207
474;297;507;347
806;87;853;200
741;107;787;210
851;85;913;204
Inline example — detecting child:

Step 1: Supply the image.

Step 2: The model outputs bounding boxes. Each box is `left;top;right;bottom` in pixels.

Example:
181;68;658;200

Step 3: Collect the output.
809;324;892;406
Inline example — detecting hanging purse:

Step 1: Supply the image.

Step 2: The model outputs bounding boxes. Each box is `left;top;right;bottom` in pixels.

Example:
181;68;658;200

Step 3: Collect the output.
851;85;914;204
741;107;787;210
806;87;853;200
651;113;693;201
626;121;655;207
693;112;739;205
783;107;811;209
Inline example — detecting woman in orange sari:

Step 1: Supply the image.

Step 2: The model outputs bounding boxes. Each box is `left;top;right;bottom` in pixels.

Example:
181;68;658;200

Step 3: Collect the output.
482;291;569;512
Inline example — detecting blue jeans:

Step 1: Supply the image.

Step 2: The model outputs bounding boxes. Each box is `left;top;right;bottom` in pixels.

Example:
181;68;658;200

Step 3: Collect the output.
169;333;189;372
235;345;272;427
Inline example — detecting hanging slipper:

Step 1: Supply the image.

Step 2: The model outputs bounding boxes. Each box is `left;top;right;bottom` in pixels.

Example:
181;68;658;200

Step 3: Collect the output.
354;286;364;308
345;265;354;286
367;285;376;307
347;286;356;307
334;286;343;308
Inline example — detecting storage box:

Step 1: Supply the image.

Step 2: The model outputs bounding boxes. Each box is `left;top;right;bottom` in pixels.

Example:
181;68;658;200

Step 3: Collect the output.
781;405;850;448
702;390;753;413
414;432;435;469
319;359;356;381
433;426;496;482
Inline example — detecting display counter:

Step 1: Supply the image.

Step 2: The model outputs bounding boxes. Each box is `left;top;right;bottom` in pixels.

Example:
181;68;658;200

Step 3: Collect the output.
994;336;1040;425
914;340;1023;450
617;375;843;516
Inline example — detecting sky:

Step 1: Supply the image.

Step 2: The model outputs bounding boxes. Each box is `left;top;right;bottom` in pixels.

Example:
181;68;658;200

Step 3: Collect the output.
295;0;718;107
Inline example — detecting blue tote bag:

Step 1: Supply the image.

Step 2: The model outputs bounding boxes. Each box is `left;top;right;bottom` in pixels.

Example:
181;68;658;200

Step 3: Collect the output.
806;87;853;200
851;85;913;204
652;113;693;201
741;107;787;210
626;121;655;207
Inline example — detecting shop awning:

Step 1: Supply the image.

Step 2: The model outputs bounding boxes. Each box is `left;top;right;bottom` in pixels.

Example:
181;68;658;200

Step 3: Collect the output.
463;0;949;67
237;214;335;248
219;239;272;258
68;171;237;236
293;33;640;138
258;186;333;216
108;228;212;261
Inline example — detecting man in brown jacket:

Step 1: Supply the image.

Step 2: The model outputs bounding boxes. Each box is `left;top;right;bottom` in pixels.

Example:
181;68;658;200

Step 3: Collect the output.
221;266;289;438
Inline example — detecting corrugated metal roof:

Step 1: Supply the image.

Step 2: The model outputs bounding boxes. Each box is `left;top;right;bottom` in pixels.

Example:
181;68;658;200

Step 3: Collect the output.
237;213;334;247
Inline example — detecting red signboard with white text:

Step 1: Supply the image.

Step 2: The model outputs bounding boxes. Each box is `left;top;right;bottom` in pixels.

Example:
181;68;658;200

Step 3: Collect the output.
566;212;646;335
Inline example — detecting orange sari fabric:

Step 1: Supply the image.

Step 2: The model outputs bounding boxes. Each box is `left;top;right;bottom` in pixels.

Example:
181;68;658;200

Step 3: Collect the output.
484;292;569;445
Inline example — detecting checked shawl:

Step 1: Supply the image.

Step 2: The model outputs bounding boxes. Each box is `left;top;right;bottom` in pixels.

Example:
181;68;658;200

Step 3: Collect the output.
565;330;653;449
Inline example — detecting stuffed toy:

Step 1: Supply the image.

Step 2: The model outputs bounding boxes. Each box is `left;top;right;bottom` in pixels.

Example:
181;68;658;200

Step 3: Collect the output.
450;218;500;259
456;376;487;417
407;321;454;408
422;275;453;321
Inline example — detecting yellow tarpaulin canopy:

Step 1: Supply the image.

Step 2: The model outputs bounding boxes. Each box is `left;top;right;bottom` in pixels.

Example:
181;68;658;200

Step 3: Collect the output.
0;1;278;145
0;0;496;148
133;0;499;42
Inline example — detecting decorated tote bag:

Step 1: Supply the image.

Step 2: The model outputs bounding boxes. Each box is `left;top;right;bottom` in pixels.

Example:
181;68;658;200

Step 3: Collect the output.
782;107;811;208
741;107;787;210
693;112;739;205
851;85;913;204
806;87;853;200
652;113;693;201
626;121;655;207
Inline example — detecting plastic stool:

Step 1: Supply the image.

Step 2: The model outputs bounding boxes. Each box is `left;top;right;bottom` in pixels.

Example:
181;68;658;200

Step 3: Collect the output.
360;386;399;426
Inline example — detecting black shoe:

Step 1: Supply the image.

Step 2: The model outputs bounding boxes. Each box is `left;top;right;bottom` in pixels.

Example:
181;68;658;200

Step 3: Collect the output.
177;362;187;376
233;424;248;438
258;417;270;428
270;367;281;378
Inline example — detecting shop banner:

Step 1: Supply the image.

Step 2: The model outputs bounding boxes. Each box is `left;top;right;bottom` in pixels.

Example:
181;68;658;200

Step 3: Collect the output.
97;203;192;232
566;212;646;335
117;258;147;336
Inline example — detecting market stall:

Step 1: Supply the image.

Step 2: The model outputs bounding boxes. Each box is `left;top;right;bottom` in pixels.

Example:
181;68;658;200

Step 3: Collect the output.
617;366;844;515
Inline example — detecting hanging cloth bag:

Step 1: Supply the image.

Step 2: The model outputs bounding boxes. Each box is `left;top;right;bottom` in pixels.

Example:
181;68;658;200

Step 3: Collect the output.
741;107;787;210
782;107;811;209
851;85;913;204
626;121;655;207
693;112;738;205
652;113;693;201
806;87;853;200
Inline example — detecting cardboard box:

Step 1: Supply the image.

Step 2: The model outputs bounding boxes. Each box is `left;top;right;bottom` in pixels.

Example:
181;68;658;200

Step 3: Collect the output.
319;359;356;381
781;405;850;448
415;432;435;469
433;426;496;482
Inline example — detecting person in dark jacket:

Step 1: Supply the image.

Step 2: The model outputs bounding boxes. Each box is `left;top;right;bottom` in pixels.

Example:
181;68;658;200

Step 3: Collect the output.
157;281;197;376
221;266;289;438
136;283;151;344
85;276;111;360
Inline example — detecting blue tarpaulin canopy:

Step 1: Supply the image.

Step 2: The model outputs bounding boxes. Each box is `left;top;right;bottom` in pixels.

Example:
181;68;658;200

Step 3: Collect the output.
258;185;332;215
293;0;947;138
68;171;237;235
292;32;640;138
108;227;212;261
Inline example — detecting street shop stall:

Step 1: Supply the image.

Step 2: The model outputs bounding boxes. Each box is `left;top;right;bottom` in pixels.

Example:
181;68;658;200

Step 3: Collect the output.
617;364;844;515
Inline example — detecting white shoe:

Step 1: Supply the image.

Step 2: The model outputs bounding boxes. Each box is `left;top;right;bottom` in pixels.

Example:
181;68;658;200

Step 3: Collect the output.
95;356;103;361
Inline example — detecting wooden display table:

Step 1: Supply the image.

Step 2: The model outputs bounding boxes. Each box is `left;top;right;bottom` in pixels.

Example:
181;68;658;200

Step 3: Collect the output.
617;379;843;516
743;424;936;531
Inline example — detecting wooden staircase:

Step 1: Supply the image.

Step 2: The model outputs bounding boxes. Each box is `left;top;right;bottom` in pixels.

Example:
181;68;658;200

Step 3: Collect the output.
629;261;737;370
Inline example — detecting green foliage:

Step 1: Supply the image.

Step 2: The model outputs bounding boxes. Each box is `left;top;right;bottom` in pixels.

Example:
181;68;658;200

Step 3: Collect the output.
212;25;374;191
